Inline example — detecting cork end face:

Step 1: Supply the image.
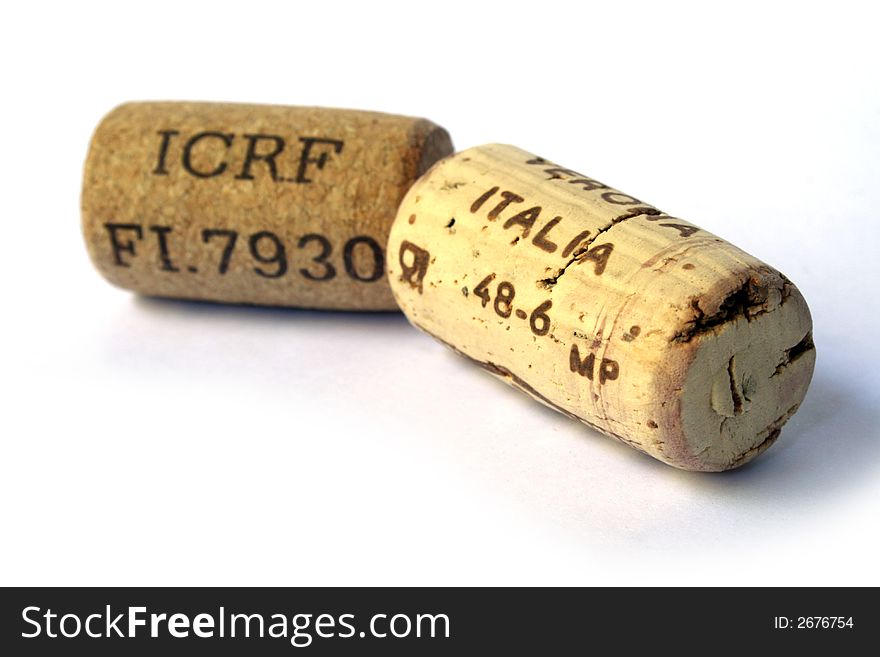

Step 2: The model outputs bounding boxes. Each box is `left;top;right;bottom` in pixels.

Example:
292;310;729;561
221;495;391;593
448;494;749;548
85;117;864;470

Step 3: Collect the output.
415;124;454;177
674;271;815;471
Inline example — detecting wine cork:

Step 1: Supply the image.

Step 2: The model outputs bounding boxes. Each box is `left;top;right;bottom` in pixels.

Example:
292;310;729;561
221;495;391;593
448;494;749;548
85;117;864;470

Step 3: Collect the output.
82;102;452;310
387;144;815;471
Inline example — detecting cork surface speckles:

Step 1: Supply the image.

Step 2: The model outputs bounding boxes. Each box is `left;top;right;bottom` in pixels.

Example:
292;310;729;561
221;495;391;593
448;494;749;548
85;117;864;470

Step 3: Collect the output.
82;102;453;310
386;144;815;471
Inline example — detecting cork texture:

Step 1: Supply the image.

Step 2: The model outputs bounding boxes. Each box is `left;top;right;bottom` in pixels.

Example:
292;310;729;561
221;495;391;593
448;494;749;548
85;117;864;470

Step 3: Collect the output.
82;102;453;309
387;144;815;471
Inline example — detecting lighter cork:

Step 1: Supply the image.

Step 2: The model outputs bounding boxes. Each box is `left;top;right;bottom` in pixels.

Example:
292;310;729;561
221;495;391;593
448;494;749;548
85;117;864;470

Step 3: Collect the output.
82;102;452;310
387;144;815;471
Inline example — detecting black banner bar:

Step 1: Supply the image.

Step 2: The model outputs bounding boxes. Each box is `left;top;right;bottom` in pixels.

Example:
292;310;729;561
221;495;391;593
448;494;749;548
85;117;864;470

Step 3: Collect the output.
1;587;873;654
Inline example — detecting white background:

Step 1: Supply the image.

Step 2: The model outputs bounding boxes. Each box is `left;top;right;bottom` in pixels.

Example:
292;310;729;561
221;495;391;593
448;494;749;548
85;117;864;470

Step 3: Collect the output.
1;1;878;586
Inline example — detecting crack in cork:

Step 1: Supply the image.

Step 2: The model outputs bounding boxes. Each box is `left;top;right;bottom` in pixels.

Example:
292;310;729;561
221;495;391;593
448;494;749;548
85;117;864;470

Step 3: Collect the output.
727;356;745;415
671;273;786;343
538;207;661;290
771;331;815;377
727;403;800;468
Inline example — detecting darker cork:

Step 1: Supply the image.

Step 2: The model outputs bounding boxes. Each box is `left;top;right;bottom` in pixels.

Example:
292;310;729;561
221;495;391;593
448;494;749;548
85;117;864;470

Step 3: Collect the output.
81;101;453;310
